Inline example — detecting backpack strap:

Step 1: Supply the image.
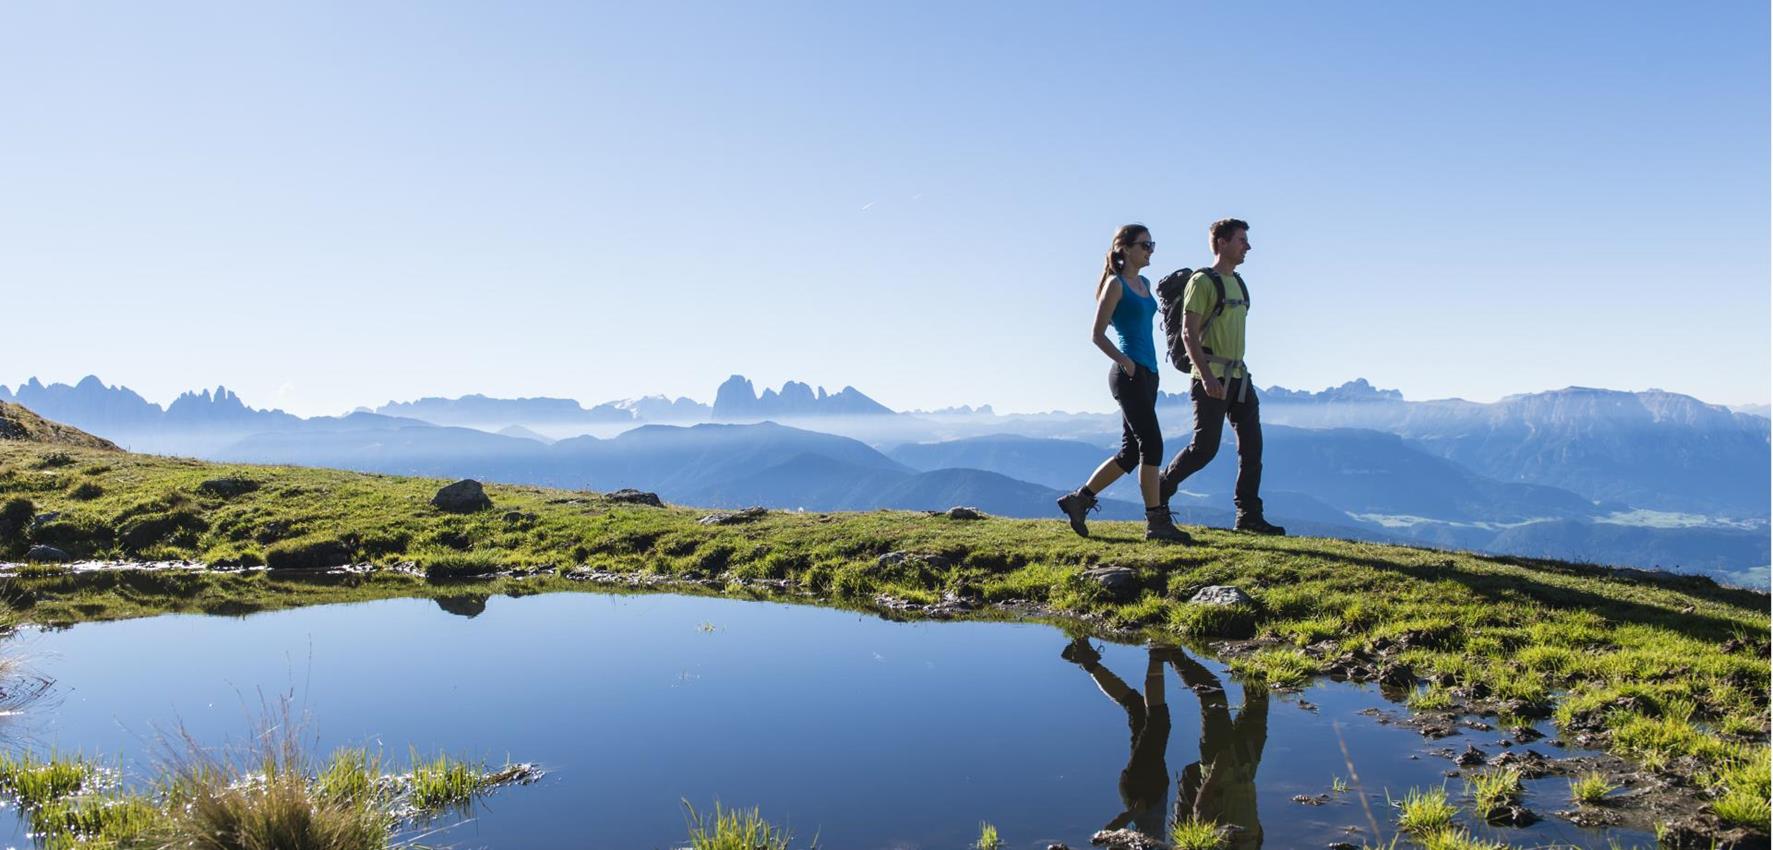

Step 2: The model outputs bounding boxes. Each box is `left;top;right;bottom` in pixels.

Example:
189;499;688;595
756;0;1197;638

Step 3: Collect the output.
1196;269;1230;337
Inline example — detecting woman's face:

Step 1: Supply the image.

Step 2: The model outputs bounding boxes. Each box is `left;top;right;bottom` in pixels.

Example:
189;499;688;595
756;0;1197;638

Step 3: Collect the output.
1124;232;1155;270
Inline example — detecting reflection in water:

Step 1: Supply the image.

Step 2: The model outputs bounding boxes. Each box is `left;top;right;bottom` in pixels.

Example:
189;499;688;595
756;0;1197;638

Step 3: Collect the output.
1173;651;1266;849
434;595;490;618
1062;638;1170;835
1063;639;1266;848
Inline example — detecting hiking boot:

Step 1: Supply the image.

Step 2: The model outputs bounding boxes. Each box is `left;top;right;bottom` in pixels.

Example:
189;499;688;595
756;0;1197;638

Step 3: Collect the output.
1056;488;1099;537
1144;506;1193;543
1060;637;1101;667
1235;515;1286;536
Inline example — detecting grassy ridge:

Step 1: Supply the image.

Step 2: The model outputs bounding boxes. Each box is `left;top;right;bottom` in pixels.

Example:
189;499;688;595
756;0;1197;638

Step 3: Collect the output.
0;442;1768;832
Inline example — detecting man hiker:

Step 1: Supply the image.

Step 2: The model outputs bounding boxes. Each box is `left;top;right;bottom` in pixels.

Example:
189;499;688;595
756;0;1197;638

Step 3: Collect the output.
1156;218;1285;535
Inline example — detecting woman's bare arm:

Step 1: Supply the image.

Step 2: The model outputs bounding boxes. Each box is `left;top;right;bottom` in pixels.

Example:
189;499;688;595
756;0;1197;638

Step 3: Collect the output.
1092;279;1135;374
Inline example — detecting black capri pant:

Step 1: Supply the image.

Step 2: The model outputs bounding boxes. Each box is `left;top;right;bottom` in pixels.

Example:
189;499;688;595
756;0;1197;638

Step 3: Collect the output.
1110;363;1163;471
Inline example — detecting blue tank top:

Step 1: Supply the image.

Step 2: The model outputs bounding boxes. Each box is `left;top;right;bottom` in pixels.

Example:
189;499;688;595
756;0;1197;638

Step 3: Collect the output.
1109;274;1158;371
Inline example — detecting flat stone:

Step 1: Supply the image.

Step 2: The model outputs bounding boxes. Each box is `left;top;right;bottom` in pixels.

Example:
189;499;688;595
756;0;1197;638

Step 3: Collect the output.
1188;585;1253;606
1082;565;1139;602
942;506;986;520
24;544;70;563
1090;829;1171;850
607;489;663;507
697;507;767;526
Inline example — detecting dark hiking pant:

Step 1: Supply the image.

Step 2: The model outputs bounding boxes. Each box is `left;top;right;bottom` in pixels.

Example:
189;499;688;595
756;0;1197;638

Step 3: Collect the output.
1110;364;1163;472
1161;375;1264;519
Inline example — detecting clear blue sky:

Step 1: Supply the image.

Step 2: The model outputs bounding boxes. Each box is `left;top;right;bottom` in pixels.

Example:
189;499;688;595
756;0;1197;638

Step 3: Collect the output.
2;2;1767;417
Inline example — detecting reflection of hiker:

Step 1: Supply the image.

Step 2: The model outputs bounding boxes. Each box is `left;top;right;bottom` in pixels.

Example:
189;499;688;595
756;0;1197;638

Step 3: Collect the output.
1154;218;1285;535
1057;224;1190;543
1170;651;1267;849
1061;638;1174;837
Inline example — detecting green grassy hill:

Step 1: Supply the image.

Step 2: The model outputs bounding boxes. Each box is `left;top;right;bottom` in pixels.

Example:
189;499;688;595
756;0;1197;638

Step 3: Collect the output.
0;401;119;450
0;435;1767;838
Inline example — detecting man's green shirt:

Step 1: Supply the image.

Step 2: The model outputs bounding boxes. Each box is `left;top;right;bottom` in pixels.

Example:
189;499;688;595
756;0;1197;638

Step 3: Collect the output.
1182;270;1248;381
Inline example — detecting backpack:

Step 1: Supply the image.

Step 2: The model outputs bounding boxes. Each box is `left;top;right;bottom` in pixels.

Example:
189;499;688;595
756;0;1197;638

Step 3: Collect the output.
1156;267;1249;374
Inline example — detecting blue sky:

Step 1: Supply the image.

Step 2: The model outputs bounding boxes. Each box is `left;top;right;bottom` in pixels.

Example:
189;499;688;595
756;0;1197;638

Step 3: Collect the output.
2;2;1767;416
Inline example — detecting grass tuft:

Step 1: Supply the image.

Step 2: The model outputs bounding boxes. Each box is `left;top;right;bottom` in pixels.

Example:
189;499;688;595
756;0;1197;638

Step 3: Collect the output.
0;751;98;808
1416;828;1511;850
1168;816;1227;850
406;750;493;810
1392;785;1457;833
682;800;802;850
975;821;1001;850
1226;648;1316;688
1406;684;1455;712
1465;767;1521;819
1568;770;1616;805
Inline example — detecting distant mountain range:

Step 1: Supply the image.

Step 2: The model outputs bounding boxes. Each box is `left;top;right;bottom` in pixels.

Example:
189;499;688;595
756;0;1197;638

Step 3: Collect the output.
1232;380;1771;519
2;374;1765;585
711;375;894;419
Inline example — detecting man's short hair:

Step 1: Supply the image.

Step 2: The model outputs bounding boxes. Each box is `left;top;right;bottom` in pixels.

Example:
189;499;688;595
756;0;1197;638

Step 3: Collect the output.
1210;218;1250;250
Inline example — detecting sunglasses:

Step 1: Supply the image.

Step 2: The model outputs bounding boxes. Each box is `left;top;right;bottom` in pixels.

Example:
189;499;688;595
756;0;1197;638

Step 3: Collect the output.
1135;240;1156;251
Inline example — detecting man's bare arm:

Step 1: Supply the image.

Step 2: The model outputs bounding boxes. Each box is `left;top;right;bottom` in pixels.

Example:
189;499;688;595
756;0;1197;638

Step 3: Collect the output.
1182;312;1225;399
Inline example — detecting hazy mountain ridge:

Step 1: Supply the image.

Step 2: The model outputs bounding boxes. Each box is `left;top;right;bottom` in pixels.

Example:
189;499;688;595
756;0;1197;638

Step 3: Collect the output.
5;375;1765;583
1271;387;1768;518
711;375;894;420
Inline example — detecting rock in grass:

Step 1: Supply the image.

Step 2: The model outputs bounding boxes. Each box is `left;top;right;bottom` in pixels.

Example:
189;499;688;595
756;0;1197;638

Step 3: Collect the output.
941;506;986;520
1189;585;1254;606
698;506;766;526
432;480;493;513
607;489;663;507
197;477;259;498
1090;829;1171;850
24;544;70;563
1081;565;1139;602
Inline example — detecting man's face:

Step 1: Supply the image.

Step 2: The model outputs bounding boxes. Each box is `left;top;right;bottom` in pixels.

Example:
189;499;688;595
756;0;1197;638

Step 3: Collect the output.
1216;228;1251;265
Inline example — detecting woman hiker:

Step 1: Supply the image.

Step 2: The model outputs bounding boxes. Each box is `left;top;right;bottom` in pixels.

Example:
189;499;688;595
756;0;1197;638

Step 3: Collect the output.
1057;224;1190;542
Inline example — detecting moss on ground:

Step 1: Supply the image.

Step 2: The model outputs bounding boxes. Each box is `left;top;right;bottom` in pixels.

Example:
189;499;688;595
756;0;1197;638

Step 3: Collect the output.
0;442;1767;827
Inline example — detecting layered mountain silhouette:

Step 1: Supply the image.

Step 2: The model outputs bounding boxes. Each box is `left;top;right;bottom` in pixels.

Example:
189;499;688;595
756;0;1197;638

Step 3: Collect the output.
1239;383;1771;519
711;375;894;420
4;374;1765;583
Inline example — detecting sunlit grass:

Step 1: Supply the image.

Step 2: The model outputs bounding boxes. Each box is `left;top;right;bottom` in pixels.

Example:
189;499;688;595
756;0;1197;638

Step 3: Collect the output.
1465;767;1521;820
682;800;800;850
1226;648;1316;688
1417;828;1512;850
1406;684;1455;712
975;821;1001;850
1568;771;1616;805
1391;785;1457;833
406;750;489;810
0;751;98;808
1168;816;1227;850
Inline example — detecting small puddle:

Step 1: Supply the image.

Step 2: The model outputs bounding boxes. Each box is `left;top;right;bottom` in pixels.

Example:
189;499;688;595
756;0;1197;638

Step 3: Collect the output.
2;593;1655;848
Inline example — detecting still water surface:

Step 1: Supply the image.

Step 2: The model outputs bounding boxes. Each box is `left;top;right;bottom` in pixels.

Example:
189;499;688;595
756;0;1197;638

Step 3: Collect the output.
6;592;1651;848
